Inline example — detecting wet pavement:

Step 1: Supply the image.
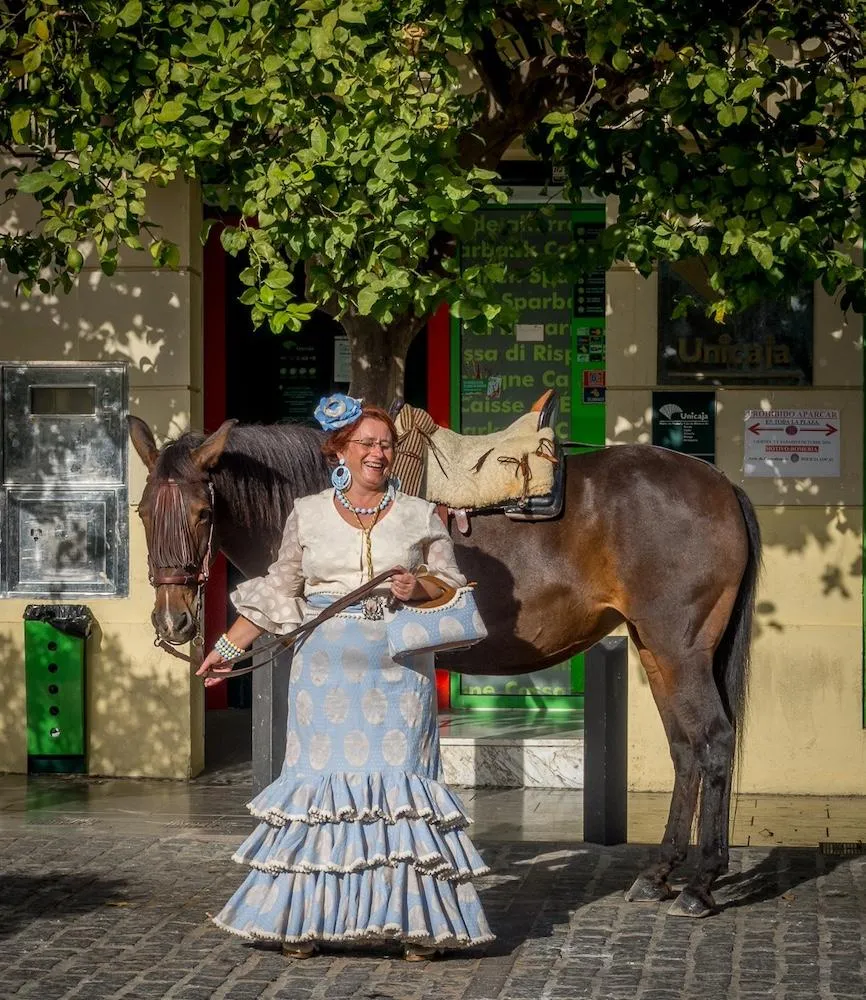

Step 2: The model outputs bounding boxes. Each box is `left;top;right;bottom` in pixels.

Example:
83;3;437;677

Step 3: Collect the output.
0;772;865;999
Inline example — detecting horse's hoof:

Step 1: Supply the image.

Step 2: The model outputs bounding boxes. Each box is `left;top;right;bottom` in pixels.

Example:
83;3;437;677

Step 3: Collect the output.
667;888;715;918
625;875;673;902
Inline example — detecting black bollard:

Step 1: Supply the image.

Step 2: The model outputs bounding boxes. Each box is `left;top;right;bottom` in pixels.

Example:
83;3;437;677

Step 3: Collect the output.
583;636;628;845
251;641;290;794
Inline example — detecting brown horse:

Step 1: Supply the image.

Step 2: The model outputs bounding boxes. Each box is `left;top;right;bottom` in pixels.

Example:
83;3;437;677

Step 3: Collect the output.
128;414;761;919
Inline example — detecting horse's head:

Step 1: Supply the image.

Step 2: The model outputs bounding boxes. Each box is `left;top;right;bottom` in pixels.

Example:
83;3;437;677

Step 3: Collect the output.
128;415;237;645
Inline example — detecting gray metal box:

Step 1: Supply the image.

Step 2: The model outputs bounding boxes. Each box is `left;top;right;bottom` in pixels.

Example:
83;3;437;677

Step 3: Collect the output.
0;362;129;597
2;363;127;485
4;488;128;597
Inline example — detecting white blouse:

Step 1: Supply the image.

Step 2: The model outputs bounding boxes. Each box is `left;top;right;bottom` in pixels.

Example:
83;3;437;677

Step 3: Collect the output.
231;488;467;635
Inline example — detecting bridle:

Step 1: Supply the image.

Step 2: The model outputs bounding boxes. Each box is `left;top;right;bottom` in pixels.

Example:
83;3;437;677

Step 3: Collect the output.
146;477;215;653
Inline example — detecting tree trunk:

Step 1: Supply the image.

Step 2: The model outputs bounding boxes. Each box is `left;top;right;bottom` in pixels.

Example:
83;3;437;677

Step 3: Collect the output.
341;311;424;408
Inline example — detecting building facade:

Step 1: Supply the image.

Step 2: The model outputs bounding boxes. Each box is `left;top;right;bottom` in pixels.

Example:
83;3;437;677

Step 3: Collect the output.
0;175;863;792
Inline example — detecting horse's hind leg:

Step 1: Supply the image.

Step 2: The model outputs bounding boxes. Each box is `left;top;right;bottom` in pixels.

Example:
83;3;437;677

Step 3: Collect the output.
625;635;701;903
665;671;735;918
626;629;735;917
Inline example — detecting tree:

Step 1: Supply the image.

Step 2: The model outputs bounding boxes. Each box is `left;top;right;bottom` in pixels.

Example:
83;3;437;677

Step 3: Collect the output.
2;1;866;403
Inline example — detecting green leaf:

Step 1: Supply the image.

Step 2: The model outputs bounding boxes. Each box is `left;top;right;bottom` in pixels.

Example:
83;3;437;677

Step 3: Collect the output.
744;188;768;211
357;286;378;315
10;109;31;144
659;161;678;184
450;299;480;320
22;47;41;73
774;193;793;217
118;0;143;27
265;268;293;288
747;236;773;269
16;171;54;194
732;75;763;102
720;145;746;167
705;69;729;97
208;19;225;48
587;43;606;65
310;124;327;155
611;49;630;72
101;250;119;276
659;86;683;109
158;101;184;122
163;243;181;269
338;3;365;23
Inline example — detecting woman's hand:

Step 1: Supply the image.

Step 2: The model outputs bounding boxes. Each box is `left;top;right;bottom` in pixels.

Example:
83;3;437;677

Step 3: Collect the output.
390;568;424;603
196;647;233;688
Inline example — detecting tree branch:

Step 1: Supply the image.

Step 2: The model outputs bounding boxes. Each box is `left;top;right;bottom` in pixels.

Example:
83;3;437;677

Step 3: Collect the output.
468;27;518;116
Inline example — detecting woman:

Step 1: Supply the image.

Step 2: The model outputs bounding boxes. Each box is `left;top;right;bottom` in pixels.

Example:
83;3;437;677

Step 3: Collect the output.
198;394;493;960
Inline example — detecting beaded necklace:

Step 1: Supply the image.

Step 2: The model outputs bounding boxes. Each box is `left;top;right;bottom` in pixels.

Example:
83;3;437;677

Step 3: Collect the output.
334;482;395;516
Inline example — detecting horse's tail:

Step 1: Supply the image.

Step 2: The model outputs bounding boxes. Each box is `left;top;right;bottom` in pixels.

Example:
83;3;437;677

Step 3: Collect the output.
714;484;762;746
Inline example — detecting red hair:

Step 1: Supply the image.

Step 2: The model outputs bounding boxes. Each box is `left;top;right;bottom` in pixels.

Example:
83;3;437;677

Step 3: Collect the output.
321;405;398;464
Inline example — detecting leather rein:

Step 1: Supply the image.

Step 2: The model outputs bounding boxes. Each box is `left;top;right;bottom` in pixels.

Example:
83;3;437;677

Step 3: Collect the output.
145;477;406;673
198;568;400;679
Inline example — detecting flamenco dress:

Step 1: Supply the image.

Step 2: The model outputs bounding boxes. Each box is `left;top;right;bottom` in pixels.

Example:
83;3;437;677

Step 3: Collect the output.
211;489;494;949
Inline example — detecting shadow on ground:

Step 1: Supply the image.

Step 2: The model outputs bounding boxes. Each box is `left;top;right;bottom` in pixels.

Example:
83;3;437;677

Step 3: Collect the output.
477;842;855;956
0;872;130;941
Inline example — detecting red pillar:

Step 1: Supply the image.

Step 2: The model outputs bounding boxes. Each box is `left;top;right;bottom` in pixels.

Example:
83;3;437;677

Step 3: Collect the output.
427;303;453;711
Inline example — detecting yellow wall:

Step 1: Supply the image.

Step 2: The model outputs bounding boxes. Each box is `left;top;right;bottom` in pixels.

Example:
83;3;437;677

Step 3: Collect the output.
606;261;866;794
0;173;204;778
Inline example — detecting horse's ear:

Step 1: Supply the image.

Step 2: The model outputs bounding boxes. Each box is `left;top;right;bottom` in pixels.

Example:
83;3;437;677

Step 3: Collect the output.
127;415;159;472
191;419;238;471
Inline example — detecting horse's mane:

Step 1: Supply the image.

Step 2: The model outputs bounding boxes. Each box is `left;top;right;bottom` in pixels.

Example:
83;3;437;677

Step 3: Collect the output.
156;423;331;544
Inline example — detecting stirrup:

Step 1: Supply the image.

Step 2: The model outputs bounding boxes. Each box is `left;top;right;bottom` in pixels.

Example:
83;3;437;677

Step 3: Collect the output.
282;941;317;959
404;942;437;962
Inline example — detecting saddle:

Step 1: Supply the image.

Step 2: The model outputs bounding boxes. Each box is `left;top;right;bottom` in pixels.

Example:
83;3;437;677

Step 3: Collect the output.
392;389;565;525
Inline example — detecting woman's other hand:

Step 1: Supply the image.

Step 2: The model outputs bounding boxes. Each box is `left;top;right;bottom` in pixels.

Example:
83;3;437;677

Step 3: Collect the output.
390;568;422;603
197;647;233;688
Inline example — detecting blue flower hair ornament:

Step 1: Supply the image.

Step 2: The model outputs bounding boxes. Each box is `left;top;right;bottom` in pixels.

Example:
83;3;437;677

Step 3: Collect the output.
314;393;364;432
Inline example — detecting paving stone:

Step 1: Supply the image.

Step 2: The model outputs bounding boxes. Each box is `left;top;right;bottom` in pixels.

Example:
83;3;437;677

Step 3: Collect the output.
1;830;866;999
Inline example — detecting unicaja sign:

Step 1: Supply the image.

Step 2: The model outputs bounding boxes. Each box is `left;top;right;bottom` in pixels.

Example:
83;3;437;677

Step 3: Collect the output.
658;403;709;423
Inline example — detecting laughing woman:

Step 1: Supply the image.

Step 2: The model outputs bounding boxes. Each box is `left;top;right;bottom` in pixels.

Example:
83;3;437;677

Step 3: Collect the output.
197;394;493;960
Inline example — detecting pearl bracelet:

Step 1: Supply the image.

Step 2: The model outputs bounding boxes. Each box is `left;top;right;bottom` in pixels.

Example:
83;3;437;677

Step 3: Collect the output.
214;634;245;662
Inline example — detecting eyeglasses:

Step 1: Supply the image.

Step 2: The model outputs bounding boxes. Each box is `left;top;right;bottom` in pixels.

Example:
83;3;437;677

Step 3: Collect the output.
349;438;394;452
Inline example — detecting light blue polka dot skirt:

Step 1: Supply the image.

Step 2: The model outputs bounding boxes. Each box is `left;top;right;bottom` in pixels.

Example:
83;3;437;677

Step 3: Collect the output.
212;599;494;949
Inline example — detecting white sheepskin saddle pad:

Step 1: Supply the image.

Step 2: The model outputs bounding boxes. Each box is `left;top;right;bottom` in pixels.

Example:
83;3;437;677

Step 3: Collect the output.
393;405;557;510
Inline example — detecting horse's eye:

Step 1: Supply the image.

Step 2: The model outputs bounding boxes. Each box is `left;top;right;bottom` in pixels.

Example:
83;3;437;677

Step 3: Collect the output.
197;509;211;523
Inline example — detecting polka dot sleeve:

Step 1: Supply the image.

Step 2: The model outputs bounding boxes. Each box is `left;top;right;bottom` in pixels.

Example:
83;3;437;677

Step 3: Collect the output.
230;507;307;635
423;506;467;590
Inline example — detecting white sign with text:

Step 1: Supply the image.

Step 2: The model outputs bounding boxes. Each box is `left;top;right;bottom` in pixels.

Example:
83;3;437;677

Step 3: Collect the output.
743;409;840;477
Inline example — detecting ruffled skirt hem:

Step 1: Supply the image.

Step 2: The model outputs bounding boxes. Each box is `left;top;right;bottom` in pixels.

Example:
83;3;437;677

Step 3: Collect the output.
232;810;489;882
246;770;471;831
212;864;494;948
211;915;496;950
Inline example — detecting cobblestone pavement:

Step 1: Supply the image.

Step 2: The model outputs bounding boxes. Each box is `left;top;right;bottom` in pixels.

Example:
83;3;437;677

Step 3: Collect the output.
1;822;865;1000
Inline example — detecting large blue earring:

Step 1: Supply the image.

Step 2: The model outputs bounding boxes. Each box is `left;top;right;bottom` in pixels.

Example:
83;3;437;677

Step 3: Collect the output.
331;458;352;491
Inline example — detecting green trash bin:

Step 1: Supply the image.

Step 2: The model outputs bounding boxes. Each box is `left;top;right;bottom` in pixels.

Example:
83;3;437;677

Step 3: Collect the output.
24;605;93;774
